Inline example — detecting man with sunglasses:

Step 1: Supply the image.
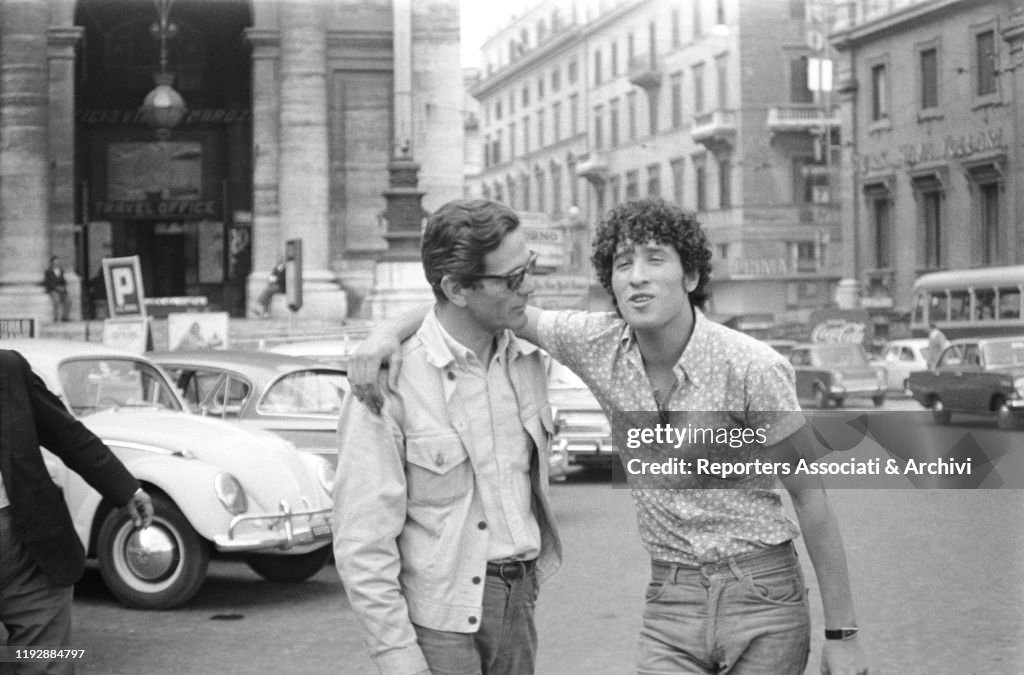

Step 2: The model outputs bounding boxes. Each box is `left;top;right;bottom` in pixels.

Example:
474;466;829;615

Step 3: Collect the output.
333;198;561;675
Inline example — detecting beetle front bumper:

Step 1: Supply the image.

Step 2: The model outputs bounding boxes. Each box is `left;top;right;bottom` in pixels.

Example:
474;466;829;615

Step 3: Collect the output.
213;500;332;553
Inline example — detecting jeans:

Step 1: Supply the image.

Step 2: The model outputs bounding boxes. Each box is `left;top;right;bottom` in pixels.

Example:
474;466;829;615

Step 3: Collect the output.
0;508;74;675
414;571;538;675
637;543;810;675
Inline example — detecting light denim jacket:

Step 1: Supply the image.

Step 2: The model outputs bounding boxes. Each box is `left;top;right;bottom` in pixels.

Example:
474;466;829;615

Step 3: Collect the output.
333;311;562;675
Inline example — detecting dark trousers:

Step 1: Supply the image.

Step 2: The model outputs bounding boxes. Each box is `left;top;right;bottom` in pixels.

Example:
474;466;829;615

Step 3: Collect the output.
0;508;74;675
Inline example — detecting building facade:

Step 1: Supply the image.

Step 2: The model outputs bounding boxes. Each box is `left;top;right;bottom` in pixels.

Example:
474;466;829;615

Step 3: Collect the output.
0;0;462;323
467;0;844;322
832;0;1024;327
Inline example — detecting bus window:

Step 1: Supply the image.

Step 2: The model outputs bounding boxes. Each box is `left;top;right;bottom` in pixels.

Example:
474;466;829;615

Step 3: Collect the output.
912;293;927;326
930;292;948;322
949;290;969;321
975;289;995;320
999;288;1021;319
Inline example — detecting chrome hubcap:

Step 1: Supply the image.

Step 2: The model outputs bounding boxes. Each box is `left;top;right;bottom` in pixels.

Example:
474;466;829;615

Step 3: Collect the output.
124;526;179;581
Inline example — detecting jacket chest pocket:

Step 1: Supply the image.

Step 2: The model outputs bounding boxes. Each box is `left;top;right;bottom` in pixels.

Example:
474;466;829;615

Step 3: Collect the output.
405;434;472;506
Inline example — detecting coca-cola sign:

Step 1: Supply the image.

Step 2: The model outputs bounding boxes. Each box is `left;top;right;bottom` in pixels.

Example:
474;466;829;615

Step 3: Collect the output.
811;320;866;344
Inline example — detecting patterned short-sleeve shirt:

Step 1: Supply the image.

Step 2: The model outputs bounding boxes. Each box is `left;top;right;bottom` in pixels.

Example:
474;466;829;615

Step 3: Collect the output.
538;308;805;564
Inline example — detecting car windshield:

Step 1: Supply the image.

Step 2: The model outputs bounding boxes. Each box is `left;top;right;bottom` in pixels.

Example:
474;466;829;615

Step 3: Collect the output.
811;344;869;367
257;370;347;415
58;358;183;415
982;340;1024;368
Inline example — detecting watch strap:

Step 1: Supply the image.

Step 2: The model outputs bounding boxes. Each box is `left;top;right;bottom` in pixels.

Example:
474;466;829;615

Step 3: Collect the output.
824;627;859;641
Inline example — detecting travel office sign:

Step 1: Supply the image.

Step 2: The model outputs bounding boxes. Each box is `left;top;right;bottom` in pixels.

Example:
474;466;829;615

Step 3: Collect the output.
92;199;221;220
860;127;1007;173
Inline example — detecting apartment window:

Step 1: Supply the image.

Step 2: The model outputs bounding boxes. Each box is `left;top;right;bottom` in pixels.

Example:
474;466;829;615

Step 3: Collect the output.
493;130;502;164
521;174;530;211
718;159;731;208
594;49;603;85
509;121;516;158
484;135;491;168
715;0;725;26
794;157;830;204
593;105;604;149
971;166;1003;265
569;94;579;135
552;102;562;142
873;196;892;269
648;21;657;61
693;0;703;38
790;56;813;104
671;158;685;205
537;109;545;148
507;176;516;209
568;59;578;83
610;98;620;147
695;159;707;211
793;242;817;272
976;30;997;97
913;175;944;269
610;174;621;205
871;64;888;121
647;163;661;198
611;42;619;77
920;47;938;110
693;63;705;113
482;184;491;200
670;72;683;129
522;85;530;107
538;76;545;101
595;184;606;217
509;91;515;115
552;163;563;213
625;170;639;199
522;116;530;154
496;100;503;120
569;161;579;207
494;183;503;203
672;9;681;48
552;67;561;92
716;54;728;109
649;94;660;135
536;169;546;213
627;91;638;140
628;33;635;62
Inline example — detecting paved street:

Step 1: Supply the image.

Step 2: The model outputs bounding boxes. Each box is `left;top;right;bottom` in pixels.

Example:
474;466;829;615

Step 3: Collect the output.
66;409;1024;674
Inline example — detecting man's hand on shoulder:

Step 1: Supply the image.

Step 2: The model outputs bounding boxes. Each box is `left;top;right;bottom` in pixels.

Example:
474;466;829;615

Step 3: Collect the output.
348;333;403;415
126;488;154;529
822;636;868;675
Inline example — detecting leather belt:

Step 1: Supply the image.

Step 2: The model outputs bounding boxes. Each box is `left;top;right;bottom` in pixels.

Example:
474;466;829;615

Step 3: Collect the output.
486;558;536;581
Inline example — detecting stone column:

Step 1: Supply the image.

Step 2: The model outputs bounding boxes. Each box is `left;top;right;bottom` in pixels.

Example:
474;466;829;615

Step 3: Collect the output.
1002;8;1024;264
277;0;346;320
834;57;860;310
49;25;83;320
0;0;51;320
244;27;283;317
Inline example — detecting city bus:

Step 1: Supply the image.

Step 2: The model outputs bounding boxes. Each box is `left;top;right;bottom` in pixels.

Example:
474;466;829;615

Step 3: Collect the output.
911;265;1024;338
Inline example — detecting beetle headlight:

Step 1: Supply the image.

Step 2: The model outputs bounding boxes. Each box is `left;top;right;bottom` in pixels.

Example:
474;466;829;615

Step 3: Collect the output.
1014;377;1024;399
215;473;248;515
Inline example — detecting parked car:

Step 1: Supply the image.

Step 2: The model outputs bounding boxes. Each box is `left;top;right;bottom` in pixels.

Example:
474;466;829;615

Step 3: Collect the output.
907;336;1024;430
149;350;347;464
548;361;615;472
878;338;930;394
789;342;887;408
2;339;334;609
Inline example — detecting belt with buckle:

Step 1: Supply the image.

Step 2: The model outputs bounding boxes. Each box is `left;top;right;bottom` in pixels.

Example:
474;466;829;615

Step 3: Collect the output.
486;558;536;580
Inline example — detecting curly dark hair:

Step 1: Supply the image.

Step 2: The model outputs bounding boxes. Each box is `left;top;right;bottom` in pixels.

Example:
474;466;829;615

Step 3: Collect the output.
591;198;713;310
421;199;520;302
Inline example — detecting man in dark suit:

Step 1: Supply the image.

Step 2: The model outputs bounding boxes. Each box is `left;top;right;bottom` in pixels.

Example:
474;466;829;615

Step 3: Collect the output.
0;349;153;674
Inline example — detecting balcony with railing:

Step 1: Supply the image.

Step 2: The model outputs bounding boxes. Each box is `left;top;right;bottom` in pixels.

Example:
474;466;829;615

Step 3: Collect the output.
627;55;662;91
575;151;609;184
690;109;737;150
832;0;932;30
766;105;839;134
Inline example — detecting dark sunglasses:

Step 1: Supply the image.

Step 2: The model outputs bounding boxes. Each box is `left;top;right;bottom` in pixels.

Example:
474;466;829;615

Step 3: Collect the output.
463;251;538;291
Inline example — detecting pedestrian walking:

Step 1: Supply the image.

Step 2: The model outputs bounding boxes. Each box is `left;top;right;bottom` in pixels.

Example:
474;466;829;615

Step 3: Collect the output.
253;261;286;318
0;349;153;675
43;257;71;323
927;321;950;368
333;199;561;675
351;198;868;675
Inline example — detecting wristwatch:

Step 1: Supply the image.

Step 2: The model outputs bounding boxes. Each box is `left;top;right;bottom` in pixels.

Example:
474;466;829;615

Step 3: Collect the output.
824;627;859;641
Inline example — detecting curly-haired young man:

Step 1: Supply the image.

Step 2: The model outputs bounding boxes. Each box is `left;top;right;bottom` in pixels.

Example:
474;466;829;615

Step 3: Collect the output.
349;198;867;675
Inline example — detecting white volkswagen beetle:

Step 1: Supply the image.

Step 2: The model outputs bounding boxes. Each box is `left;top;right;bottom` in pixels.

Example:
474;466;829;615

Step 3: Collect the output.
3;339;334;610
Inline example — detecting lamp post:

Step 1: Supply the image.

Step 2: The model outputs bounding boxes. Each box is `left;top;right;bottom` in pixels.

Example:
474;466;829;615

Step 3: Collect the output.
140;0;187;140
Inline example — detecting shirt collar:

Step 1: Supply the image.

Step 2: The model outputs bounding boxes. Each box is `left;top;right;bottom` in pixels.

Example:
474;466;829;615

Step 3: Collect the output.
418;306;538;370
618;306;712;388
